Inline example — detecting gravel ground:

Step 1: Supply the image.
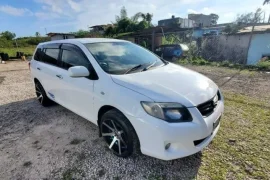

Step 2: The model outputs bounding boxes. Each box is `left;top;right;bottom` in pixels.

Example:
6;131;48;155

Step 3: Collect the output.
0;61;269;180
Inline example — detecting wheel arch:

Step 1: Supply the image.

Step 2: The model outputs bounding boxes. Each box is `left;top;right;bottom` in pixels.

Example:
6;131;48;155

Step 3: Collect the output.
34;77;40;84
97;105;141;147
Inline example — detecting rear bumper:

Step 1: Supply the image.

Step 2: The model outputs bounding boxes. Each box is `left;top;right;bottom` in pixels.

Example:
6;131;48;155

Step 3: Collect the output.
126;100;224;160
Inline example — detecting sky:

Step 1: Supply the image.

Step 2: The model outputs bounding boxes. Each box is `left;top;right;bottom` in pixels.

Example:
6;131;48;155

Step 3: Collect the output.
0;0;269;37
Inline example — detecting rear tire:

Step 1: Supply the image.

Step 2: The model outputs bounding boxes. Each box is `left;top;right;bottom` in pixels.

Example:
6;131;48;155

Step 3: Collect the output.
100;109;140;158
35;81;53;107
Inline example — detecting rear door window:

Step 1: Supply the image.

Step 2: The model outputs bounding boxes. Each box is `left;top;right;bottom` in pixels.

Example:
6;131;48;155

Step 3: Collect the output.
43;48;59;66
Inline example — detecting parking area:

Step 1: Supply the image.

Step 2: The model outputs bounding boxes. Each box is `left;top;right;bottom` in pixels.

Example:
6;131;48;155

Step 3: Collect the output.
0;61;269;179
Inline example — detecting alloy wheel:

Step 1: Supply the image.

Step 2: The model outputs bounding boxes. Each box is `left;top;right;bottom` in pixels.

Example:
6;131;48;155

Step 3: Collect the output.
35;84;43;104
101;119;128;156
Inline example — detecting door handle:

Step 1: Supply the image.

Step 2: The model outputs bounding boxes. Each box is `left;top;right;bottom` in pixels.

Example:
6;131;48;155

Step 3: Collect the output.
56;75;63;79
37;67;41;70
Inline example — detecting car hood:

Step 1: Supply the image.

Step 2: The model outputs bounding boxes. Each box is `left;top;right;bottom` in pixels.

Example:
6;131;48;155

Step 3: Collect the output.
111;63;218;107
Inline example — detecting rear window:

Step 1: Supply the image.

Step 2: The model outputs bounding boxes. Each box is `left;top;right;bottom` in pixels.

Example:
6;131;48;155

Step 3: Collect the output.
34;48;42;61
43;48;59;65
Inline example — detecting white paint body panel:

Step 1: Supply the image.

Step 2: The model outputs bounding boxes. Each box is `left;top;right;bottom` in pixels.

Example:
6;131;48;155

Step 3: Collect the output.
30;38;224;160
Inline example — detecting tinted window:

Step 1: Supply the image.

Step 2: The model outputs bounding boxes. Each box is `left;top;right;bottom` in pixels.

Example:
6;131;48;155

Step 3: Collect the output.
85;42;164;75
43;49;59;65
163;46;178;56
61;49;90;69
34;48;42;61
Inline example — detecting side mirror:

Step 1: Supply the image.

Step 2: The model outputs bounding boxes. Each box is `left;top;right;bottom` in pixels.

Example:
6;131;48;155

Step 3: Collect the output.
68;66;90;78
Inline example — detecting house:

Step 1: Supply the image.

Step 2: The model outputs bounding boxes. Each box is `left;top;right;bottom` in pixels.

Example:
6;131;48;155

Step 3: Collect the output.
47;32;75;41
158;15;194;28
192;23;231;38
188;14;214;27
200;24;270;65
241;25;270;64
89;24;113;34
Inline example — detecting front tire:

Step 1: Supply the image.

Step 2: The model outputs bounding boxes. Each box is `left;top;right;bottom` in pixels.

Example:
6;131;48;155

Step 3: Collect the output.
35;81;52;107
100;109;140;158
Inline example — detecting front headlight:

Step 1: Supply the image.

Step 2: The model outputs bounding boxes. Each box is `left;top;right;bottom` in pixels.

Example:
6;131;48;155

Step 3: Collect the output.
141;102;192;123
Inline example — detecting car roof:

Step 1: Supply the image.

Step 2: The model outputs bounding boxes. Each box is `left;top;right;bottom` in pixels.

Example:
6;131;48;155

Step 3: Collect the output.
38;38;127;46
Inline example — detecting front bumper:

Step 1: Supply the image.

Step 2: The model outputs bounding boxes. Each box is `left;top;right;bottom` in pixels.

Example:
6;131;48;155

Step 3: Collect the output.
126;100;224;160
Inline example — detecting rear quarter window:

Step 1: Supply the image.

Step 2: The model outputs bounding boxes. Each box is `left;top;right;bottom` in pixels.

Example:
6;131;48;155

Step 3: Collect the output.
34;48;42;61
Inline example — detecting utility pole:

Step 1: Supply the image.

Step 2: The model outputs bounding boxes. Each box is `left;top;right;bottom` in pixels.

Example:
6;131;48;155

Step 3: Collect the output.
245;25;255;65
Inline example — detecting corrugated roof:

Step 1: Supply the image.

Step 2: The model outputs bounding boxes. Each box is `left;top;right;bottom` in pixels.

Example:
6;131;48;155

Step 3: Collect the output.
47;32;75;36
238;25;270;33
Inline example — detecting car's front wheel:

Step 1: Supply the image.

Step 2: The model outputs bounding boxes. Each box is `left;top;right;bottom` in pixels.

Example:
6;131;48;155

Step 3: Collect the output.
100;109;140;157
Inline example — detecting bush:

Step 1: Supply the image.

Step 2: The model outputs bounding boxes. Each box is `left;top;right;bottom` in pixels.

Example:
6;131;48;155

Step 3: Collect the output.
220;60;230;67
257;61;270;70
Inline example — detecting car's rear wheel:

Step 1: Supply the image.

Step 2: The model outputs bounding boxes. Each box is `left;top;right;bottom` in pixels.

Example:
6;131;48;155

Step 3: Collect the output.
35;81;52;107
100;109;140;157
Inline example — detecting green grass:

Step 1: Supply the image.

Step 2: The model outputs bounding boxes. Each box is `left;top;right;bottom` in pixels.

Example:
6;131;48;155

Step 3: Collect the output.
0;46;36;57
177;58;270;71
198;92;270;179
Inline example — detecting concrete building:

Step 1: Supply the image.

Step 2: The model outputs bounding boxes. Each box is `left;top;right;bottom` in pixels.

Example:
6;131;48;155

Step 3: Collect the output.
89;24;113;34
158;16;194;28
47;33;75;41
243;25;270;64
188;14;213;27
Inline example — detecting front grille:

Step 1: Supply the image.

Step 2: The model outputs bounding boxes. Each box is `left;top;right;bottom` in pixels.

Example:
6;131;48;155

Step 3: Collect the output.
197;91;221;117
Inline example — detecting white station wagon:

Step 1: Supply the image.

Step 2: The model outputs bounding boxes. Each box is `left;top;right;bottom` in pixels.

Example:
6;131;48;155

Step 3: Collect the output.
30;38;224;160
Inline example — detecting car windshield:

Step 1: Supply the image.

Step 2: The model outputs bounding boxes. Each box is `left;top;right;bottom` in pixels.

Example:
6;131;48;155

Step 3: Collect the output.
84;42;165;75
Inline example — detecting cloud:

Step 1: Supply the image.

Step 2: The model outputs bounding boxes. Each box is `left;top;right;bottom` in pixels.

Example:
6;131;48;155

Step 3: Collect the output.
187;9;198;14
35;0;64;14
187;7;217;15
181;0;206;4
34;12;61;19
0;5;32;16
67;0;81;12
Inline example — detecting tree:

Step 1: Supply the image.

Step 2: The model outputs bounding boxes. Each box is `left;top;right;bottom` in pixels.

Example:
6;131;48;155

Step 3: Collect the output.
210;14;219;25
223;24;241;34
35;32;40;37
136;20;148;31
73;29;89;38
141;13;153;26
236;8;263;24
104;26;116;37
224;8;264;34
115;6;128;22
0;31;16;40
130;12;143;23
263;0;269;5
114;6;152;34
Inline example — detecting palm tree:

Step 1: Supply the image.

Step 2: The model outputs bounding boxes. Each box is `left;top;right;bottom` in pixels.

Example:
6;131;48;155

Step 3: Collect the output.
263;0;269;5
263;0;270;22
141;13;153;26
115;6;128;22
130;12;143;23
35;32;40;37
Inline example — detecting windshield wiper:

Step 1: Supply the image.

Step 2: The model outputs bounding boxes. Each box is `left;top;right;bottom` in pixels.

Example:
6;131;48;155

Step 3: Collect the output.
142;60;157;72
125;64;143;74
